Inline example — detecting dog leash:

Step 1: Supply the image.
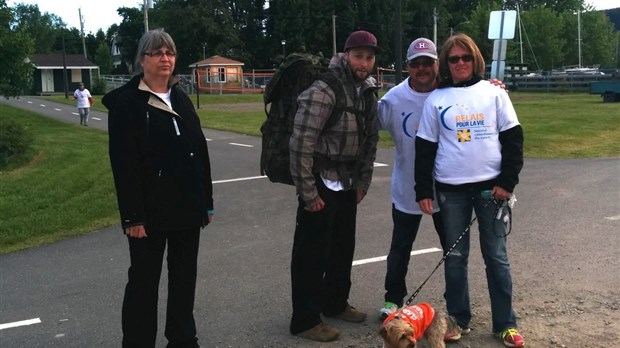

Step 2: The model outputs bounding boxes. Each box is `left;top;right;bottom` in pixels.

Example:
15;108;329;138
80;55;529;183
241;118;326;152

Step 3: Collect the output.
403;194;515;307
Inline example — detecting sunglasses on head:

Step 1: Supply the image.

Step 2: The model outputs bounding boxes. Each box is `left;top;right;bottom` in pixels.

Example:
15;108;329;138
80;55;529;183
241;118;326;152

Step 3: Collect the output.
447;54;474;64
408;59;435;69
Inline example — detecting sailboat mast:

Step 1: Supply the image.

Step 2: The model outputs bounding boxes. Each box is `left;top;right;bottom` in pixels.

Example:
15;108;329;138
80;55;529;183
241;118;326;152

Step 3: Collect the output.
577;5;582;68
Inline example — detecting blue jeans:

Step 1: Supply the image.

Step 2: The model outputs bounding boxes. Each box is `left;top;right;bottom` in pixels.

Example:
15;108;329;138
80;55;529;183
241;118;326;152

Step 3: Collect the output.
437;189;517;333
384;205;443;306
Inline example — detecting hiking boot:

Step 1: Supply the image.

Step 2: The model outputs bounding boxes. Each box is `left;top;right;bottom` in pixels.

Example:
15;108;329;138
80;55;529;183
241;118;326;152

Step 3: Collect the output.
294;322;340;342
378;301;399;320
499;328;525;347
324;305;367;323
444;325;471;342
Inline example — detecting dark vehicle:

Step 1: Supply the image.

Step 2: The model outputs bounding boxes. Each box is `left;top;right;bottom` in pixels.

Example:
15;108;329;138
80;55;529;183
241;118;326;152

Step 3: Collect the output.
590;76;620;103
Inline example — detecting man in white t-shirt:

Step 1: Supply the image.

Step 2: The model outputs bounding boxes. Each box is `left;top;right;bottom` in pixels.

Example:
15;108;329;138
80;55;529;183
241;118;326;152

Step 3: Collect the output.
73;82;92;126
376;38;447;320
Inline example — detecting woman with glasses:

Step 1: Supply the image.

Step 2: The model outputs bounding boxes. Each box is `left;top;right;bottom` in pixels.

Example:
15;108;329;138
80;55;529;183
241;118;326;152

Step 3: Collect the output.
103;29;214;348
414;33;525;348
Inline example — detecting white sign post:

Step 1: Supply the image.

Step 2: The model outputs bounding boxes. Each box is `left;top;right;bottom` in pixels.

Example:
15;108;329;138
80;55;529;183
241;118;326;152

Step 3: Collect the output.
488;10;517;80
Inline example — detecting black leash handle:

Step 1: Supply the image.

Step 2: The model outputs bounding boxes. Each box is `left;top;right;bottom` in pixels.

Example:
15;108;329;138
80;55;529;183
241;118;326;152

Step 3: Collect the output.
403;198;500;307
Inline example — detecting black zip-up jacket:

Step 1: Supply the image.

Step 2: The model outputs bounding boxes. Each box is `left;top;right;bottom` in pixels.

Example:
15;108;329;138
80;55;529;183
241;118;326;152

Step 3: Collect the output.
102;74;214;231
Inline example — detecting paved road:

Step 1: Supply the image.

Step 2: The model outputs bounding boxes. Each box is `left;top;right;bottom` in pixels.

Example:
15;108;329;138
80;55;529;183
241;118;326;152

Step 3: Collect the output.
1;97;618;347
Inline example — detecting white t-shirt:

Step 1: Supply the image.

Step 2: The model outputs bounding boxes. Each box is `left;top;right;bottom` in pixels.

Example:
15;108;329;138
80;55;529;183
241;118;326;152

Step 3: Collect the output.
377;78;438;215
73;88;92;108
153;90;173;110
417;80;520;185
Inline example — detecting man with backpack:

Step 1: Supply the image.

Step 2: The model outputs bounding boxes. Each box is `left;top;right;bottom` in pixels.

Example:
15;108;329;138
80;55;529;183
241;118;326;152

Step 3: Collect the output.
288;30;380;342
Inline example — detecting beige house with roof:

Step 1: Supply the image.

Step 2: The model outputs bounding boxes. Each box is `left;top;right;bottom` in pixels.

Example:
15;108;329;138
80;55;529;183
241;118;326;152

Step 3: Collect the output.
189;55;245;94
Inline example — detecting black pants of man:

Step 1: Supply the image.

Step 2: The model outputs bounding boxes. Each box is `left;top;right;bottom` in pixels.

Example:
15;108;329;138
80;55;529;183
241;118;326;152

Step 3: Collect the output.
289;178;357;334
122;227;201;348
384;206;444;306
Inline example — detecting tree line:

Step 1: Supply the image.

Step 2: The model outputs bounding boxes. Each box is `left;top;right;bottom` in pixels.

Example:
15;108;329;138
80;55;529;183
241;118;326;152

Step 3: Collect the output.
1;0;618;96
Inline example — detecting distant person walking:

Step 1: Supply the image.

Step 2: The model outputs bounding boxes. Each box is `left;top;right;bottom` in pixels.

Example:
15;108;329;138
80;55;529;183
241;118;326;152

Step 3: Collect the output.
73;82;92;126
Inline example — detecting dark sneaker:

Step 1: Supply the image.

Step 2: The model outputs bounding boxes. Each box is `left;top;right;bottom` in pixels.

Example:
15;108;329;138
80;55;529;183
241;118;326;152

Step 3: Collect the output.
378;301;399;320
499;327;525;347
294;323;340;342
325;305;367;323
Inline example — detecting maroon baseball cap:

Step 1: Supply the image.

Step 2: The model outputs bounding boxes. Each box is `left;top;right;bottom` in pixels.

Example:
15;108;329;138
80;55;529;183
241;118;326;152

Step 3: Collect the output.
344;30;382;53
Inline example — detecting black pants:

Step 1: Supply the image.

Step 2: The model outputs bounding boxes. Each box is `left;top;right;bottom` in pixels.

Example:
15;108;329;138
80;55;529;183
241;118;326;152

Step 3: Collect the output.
122;227;201;348
384;206;444;306
289;179;358;334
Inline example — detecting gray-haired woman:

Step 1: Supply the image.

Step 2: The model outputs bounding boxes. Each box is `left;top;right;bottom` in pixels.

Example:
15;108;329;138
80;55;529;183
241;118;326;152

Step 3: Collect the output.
102;28;214;348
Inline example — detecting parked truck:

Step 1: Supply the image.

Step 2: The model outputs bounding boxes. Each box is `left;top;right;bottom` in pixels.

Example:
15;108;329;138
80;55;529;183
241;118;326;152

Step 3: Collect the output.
590;77;620;103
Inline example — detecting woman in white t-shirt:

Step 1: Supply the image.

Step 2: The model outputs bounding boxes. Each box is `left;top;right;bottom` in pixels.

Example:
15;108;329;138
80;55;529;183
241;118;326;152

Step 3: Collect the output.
73;82;92;126
414;33;525;348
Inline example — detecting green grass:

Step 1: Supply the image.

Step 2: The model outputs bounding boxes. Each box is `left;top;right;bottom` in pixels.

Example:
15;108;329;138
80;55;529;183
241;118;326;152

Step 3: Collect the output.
4;91;618;254
0;105;119;254
510;93;620;158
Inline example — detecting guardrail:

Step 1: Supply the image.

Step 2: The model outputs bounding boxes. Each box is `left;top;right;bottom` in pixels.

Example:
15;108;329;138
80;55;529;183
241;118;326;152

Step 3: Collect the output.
507;74;612;92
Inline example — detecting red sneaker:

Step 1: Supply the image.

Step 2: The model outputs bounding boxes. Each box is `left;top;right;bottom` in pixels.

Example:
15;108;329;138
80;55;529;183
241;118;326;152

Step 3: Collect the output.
499;328;525;347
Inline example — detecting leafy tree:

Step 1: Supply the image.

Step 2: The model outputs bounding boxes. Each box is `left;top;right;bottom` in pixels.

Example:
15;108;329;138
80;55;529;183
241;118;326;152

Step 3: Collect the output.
95;42;114;74
562;9;616;67
12;3;64;53
0;0;35;97
226;0;268;69
115;7;143;72
517;6;566;71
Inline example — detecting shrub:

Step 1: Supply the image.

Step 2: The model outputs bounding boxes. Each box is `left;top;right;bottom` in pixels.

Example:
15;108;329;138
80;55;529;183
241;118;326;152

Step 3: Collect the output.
92;77;107;95
0;117;34;169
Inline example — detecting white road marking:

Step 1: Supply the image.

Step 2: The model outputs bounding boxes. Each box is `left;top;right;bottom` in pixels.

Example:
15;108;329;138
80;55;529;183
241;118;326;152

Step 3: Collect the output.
352;247;442;266
71;112;79;115
54;108;61;111
0;318;41;330
40;104;46;107
92;117;101;121
55;334;65;338
374;162;388;167
205;138;212;141
229;142;253;147
213;176;267;184
27;101;33;104
604;215;620;221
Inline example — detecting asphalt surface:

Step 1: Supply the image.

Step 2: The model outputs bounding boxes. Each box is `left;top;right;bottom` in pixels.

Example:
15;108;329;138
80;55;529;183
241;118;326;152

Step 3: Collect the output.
0;97;618;347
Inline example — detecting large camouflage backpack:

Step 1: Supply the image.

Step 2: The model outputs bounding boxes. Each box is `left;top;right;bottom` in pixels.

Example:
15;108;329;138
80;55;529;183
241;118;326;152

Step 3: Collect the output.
260;53;346;185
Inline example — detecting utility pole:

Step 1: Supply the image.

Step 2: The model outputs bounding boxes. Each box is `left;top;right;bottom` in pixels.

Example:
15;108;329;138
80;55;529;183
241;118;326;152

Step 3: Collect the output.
433;7;437;45
143;0;153;33
79;9;87;58
62;28;69;99
394;0;402;84
332;14;337;56
517;2;524;64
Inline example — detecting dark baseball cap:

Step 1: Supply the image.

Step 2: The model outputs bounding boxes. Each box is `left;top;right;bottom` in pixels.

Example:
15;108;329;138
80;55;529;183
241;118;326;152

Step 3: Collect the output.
344;30;382;53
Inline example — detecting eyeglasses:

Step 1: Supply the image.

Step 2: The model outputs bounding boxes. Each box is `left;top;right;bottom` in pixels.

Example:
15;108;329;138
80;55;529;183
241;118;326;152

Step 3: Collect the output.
408;59;435;69
143;50;176;58
447;54;474;64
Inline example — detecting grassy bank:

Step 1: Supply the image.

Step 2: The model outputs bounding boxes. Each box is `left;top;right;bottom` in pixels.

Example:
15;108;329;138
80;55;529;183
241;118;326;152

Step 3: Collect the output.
4;91;619;254
0;104;119;254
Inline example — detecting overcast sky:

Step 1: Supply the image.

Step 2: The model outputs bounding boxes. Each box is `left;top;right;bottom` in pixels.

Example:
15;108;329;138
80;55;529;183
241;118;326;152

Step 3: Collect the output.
7;0;619;34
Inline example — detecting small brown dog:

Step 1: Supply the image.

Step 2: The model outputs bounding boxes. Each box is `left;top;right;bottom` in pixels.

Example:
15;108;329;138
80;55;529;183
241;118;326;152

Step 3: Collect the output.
379;302;460;348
